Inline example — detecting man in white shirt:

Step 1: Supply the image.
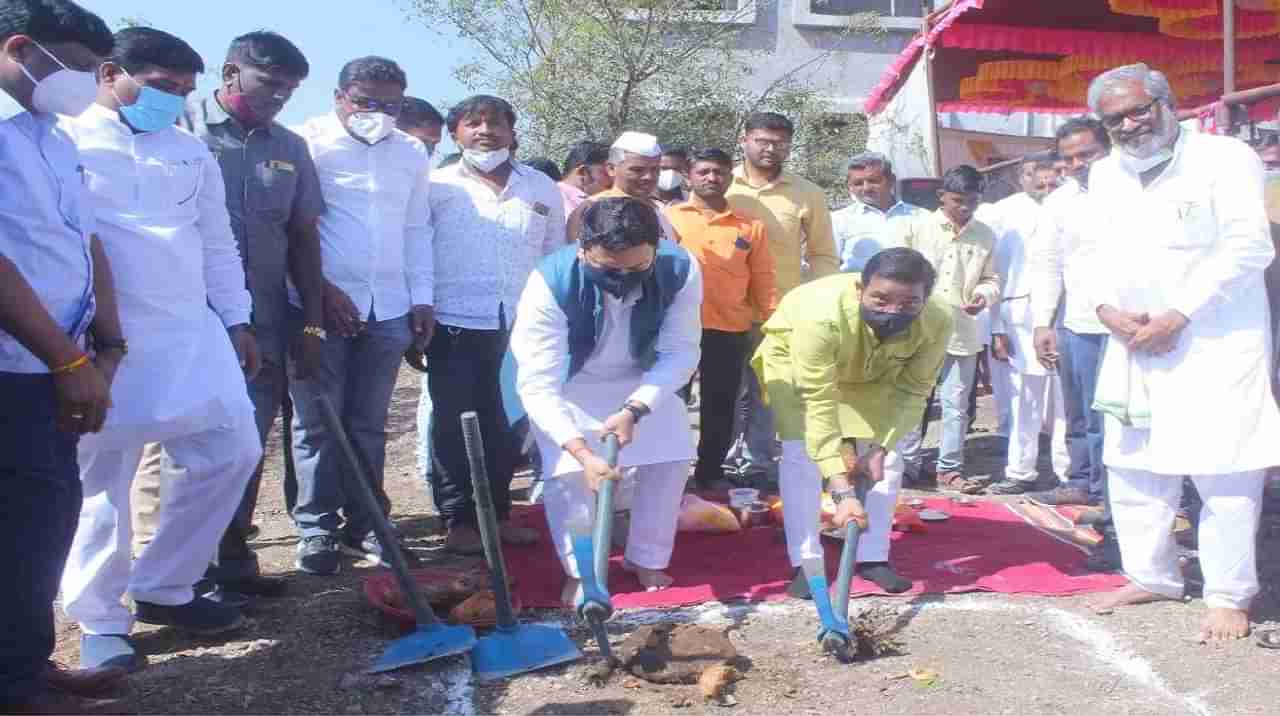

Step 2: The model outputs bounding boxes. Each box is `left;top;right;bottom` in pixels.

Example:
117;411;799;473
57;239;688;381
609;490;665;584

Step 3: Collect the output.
983;156;1070;495
0;2;130;711
288;56;434;575
832;152;925;274
58;27;264;669
1027;117;1114;509
512;197;702;606
1084;64;1280;642
417;94;564;554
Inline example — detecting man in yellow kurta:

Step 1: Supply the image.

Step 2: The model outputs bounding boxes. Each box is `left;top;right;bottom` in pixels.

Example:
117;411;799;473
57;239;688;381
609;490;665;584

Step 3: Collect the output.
754;247;952;597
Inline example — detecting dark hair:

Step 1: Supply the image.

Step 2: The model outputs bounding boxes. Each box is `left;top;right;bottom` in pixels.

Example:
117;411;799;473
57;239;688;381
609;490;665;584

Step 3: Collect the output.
660;145;689;162
338;55;406;91
940;165;983;195
563;140;609;175
580;197;660;251
108;26;203;75
438;151;462;168
863;247;937;298
445;94;516;133
0;0;112;55
847;151;893;177
399;96;443;128
743;111;794;137
689;147;732;168
523;157;561;182
1020;150;1056;168
1055;115;1112;153
226;30;308;79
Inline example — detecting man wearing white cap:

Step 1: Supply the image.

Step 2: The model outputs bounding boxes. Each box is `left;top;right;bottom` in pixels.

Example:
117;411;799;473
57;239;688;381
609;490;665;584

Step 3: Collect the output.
568;131;679;244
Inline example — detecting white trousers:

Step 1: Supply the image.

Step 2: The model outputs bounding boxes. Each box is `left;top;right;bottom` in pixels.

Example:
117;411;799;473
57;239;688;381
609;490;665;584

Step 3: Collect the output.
990;357;1014;438
1109;467;1264;610
61;407;261;635
1005;371;1069;483
543;460;688;579
779;439;903;567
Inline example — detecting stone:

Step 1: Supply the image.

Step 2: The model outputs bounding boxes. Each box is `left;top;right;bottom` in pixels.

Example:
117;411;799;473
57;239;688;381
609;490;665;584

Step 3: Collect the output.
615;624;738;685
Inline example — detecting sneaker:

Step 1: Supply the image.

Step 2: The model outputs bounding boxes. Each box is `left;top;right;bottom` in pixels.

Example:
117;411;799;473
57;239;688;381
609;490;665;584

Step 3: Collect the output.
296;535;341;575
341;531;422;568
1025;486;1092;506
196;582;251;610
985;479;1035;496
134;596;244;635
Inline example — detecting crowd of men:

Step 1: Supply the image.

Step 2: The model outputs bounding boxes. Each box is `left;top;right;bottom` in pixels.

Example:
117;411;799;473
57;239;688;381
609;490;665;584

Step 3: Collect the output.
3;0;1278;712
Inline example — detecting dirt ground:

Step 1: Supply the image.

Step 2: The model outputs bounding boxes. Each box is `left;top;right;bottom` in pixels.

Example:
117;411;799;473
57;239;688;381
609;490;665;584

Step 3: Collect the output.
53;366;1280;715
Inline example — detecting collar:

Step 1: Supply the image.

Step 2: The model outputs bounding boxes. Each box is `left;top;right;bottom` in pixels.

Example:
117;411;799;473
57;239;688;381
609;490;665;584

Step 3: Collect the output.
81;101;138;135
853;197;908;216
933;208;969;236
672;200;736;223
732;164;789;190
201;93;274;136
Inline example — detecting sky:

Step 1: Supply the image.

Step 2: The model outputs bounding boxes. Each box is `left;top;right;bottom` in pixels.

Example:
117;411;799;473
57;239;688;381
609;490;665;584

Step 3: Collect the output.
1;0;487;152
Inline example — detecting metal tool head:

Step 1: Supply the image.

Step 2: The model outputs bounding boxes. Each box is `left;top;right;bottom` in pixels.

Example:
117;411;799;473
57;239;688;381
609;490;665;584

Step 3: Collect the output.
368;624;478;674
472;623;582;682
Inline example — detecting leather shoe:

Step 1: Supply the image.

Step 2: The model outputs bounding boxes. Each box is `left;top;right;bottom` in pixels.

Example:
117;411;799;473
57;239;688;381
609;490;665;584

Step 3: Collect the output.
43;662;127;698
7;686;130;714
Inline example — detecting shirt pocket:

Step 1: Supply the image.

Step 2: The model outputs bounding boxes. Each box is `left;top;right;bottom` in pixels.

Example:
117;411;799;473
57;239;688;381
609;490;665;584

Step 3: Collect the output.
136;156;203;213
249;161;298;222
1162;195;1216;250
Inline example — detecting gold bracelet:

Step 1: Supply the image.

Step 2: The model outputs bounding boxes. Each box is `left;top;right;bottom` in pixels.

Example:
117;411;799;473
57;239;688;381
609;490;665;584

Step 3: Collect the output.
302;325;327;341
51;354;90;375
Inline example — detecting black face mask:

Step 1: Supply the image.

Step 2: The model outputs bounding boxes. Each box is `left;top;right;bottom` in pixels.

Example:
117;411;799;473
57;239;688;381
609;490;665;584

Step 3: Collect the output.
583;261;653;299
860;305;917;341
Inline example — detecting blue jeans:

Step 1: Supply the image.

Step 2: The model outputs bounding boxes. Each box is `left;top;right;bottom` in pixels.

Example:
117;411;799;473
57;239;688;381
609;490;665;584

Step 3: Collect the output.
727;326;778;481
0;373;81;707
937;354;979;473
289;311;413;538
1058;328;1107;504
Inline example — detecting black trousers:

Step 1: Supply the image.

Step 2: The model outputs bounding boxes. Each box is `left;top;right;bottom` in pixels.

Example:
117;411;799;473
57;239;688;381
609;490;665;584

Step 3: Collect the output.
426;325;515;529
694;329;752;484
0;373;81;707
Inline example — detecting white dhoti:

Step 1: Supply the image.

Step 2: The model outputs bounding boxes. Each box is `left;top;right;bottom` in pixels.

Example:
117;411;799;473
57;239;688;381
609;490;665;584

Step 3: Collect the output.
989;356;1014;438
61;404;260;635
779;439;903;567
542;460;688;578
1005;371;1069;483
1109;467;1264;610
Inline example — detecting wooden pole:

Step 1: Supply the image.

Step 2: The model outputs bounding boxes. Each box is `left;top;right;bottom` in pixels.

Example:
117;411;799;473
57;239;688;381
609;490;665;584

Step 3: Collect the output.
1224;0;1236;94
922;0;943;177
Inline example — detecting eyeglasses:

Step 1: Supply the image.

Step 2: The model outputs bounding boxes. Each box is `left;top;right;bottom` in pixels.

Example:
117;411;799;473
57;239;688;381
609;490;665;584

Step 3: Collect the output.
342;92;402;117
1100;99;1159;130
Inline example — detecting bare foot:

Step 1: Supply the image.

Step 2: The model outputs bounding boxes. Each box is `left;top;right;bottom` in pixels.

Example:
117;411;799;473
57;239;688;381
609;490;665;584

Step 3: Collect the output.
1199;608;1251;642
560;578;582;610
1088;582;1178;615
622;560;674;591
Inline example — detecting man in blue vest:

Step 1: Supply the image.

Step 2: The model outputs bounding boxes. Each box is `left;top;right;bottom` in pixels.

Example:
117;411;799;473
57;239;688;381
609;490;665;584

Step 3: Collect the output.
511;196;703;606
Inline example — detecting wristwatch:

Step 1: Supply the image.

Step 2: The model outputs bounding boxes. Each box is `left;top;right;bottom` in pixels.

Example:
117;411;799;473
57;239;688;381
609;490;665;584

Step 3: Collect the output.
620;400;651;423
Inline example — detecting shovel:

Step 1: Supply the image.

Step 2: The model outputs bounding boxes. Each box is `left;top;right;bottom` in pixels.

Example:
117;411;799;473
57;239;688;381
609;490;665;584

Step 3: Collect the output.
808;474;871;663
571;433;621;664
315;395;476;674
461;411;581;681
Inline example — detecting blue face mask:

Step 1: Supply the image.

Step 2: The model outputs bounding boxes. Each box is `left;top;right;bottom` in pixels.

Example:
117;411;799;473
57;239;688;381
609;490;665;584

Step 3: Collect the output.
114;72;185;132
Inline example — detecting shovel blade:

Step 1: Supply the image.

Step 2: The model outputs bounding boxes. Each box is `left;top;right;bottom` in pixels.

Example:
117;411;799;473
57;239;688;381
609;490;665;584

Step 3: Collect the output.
368;624;478;674
472;625;582;682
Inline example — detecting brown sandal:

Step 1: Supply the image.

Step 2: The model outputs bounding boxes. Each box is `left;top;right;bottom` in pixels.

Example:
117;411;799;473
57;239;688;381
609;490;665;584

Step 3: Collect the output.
937;471;984;495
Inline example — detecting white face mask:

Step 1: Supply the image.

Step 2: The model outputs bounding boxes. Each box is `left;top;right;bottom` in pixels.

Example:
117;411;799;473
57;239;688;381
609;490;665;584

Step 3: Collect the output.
657;169;684;192
15;40;98;117
346;111;394;144
463;147;510;173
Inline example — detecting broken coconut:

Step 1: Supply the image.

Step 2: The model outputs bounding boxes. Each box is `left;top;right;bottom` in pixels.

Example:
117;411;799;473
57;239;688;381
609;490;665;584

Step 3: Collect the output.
615;624;738;685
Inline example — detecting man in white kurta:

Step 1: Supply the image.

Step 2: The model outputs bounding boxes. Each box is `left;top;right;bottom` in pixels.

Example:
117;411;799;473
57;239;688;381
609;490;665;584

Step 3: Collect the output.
512;196;701;606
58;37;262;668
984;159;1070;494
1086;64;1280;641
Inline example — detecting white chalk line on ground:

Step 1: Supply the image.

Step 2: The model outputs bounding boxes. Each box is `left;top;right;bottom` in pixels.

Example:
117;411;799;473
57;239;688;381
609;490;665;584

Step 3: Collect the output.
600;596;1211;716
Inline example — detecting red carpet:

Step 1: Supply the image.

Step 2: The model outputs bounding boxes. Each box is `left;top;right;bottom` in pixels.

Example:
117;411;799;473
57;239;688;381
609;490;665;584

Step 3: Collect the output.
504;497;1127;610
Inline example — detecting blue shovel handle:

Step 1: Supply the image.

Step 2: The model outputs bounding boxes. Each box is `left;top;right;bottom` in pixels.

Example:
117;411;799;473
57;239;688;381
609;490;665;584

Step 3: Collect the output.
833;475;872;627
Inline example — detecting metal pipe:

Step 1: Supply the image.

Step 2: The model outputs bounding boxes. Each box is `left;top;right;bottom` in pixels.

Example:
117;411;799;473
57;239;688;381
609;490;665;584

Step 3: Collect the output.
1175;81;1280;121
1224;0;1236;95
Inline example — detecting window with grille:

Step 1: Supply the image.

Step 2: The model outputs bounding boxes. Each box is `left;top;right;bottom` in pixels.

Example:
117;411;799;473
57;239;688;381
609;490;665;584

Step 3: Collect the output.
809;0;923;18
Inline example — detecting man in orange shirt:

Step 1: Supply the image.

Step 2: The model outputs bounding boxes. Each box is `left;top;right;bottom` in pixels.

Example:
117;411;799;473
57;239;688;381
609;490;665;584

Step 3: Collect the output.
667;148;778;489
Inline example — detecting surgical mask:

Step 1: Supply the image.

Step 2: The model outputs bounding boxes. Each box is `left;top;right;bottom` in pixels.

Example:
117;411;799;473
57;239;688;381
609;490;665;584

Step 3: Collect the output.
463;147;510;173
657;169;684;192
860;305;916;341
15;40;98;117
346;111;395;144
113;71;184;132
583;261;653;299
